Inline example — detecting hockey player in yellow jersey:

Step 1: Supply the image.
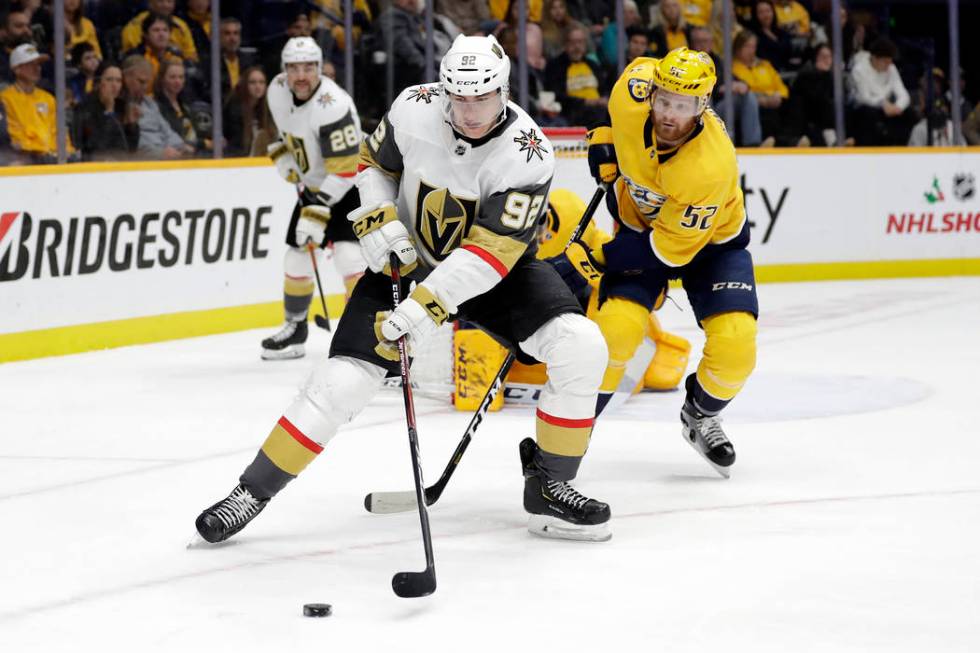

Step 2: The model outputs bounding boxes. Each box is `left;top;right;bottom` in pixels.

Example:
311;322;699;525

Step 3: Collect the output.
553;48;759;477
506;188;692;403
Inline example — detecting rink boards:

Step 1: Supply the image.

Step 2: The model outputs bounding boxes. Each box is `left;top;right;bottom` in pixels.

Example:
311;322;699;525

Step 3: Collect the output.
1;147;979;361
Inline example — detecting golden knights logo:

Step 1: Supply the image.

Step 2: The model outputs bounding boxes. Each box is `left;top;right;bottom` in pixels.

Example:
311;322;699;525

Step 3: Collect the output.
415;182;477;260
317;92;335;107
406;86;440;104
513;129;548;162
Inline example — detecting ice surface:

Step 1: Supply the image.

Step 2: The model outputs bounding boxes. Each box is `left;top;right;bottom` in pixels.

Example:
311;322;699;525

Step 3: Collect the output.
1;277;978;652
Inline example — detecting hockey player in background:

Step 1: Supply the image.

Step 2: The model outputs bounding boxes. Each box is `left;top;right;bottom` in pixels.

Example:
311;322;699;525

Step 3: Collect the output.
260;36;366;360
195;35;613;543
552;48;758;477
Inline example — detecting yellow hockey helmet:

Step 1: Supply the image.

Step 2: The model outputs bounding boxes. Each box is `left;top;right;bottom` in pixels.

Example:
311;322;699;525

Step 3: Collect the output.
651;47;717;113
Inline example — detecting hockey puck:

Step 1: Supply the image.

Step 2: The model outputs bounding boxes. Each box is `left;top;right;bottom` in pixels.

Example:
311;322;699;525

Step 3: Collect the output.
302;603;332;618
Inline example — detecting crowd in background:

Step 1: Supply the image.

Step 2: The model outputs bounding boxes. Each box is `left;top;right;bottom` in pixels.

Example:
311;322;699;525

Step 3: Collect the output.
0;0;975;165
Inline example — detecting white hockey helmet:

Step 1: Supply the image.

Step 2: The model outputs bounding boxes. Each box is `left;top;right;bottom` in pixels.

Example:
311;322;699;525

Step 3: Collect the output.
281;36;322;70
439;35;510;133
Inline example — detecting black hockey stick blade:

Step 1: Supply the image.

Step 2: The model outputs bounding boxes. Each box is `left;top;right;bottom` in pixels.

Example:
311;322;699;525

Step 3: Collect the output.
392;568;437;598
313;314;331;331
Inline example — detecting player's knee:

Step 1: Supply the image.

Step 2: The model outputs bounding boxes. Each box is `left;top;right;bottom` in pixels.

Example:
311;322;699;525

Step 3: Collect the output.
289;356;386;444
698;312;757;398
595;297;648;364
523;313;607;393
284;247;313;278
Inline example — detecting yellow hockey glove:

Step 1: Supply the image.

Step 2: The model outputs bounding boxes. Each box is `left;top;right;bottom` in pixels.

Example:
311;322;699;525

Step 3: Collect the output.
587;126;618;184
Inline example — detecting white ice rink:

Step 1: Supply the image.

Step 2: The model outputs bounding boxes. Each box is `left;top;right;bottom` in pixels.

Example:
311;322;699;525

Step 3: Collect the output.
1;277;978;652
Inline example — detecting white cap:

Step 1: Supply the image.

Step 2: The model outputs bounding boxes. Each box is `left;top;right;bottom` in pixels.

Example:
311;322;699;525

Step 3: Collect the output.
281;36;322;70
10;43;50;69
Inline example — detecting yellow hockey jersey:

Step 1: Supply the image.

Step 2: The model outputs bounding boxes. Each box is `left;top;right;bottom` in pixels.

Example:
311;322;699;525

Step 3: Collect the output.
607;57;745;267
537;188;610;259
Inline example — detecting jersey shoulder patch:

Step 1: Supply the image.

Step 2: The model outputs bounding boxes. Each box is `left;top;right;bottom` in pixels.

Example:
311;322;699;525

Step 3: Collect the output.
388;83;443;132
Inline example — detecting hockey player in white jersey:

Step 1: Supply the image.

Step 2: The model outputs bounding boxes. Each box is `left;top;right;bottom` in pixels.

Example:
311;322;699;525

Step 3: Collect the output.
195;35;612;543
261;36;366;360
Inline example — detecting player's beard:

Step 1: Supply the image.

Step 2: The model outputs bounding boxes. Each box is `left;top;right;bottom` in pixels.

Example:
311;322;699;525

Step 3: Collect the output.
653;112;696;147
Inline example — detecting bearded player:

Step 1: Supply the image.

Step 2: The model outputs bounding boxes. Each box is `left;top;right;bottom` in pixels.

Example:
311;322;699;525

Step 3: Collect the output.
261;36;366;360
553;48;759;477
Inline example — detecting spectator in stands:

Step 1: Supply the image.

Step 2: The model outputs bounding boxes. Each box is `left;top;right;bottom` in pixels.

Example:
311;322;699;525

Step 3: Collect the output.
373;0;428;94
849;37;912;146
908;68;964;147
732;29;787;146
223;65;275;157
544;24;608;126
437;0;491;36
649;0;688;57
310;0;374;57
540;0;588;59
217;17;256;97
322;60;337;81
0;43;72;163
67;42;100;105
261;9;313;80
494;0;546;72
121;0;198;63
64;0;101;59
782;43;847;146
125;13;185;95
490;0;543;23
963;101;980;145
691;25;762;147
73;62;137;160
598;0;643;67
773;0;810;38
181;0;211;66
750;0;791;71
624;25;652;64
155;59;205;154
121;54;191;160
498;24;564;126
0;10;35;83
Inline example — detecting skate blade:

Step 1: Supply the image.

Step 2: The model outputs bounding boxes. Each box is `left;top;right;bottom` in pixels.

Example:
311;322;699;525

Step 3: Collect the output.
186;531;210;549
681;429;732;479
261;344;305;360
528;514;612;542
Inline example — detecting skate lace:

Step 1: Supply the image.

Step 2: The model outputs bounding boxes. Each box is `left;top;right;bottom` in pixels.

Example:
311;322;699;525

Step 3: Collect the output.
698;415;729;449
269;321;298;343
545;480;589;510
212;486;262;527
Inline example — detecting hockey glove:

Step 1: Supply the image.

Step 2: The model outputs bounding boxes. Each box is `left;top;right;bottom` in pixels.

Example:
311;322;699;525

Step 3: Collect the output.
295;206;330;247
268;141;301;184
601;227;661;273
374;285;452;361
587;126;618;184
348;201;417;274
545;240;605;295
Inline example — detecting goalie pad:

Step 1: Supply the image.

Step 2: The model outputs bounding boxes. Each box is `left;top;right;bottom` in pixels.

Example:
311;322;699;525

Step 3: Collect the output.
453;327;507;412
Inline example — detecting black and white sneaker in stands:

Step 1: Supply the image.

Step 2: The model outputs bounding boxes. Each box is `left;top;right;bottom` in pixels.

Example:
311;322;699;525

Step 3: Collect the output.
194;484;270;544
261;320;308;360
680;401;735;478
520;438;611;542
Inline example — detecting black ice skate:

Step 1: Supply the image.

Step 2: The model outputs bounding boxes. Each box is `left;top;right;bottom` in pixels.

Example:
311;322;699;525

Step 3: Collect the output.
194;483;270;544
261;320;308;360
520;438;611;542
680;401;735;478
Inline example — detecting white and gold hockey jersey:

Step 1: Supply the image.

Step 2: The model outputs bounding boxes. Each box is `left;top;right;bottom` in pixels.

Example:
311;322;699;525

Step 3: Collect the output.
358;83;554;278
267;73;361;204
